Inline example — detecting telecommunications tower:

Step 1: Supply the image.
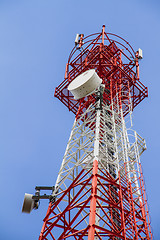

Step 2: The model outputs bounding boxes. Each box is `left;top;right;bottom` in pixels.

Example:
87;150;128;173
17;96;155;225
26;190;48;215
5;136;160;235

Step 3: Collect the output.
22;26;153;239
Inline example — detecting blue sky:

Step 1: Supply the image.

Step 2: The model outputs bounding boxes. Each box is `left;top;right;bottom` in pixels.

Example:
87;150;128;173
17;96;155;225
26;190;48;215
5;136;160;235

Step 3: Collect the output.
0;0;160;239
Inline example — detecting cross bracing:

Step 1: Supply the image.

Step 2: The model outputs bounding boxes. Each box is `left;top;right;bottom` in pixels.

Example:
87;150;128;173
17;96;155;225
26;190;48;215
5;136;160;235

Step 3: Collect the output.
54;95;146;203
39;97;151;239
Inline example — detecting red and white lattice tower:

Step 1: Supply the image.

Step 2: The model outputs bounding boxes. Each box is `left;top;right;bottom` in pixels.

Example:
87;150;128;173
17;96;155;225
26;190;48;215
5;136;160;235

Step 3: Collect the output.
39;26;153;239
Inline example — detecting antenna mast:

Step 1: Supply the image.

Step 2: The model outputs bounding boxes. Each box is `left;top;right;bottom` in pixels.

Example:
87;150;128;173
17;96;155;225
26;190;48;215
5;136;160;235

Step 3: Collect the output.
23;26;153;240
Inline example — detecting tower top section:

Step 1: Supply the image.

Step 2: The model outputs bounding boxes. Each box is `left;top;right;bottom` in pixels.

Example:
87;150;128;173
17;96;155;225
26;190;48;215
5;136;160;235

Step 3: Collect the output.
54;25;148;117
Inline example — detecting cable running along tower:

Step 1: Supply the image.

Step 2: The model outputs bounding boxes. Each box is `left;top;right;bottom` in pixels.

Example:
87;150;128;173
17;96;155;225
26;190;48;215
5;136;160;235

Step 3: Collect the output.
23;26;153;239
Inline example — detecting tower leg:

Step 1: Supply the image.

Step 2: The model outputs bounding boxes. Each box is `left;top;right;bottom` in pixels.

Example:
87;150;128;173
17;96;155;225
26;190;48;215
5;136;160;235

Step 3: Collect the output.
88;159;98;240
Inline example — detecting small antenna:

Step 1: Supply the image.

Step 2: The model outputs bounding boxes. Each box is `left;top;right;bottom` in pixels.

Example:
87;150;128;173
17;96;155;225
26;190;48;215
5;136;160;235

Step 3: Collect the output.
75;33;84;49
137;48;143;59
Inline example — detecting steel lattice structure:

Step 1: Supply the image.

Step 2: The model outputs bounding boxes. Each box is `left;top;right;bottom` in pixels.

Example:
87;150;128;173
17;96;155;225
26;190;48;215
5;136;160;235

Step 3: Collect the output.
39;26;152;239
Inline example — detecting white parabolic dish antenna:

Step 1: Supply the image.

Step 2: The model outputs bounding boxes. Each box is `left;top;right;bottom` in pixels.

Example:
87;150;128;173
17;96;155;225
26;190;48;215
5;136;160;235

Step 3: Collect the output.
68;69;102;100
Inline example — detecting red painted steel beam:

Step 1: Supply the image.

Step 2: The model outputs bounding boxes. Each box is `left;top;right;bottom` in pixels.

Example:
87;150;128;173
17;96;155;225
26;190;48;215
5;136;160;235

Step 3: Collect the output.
88;159;98;239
